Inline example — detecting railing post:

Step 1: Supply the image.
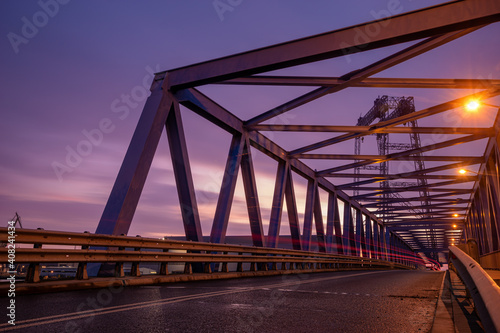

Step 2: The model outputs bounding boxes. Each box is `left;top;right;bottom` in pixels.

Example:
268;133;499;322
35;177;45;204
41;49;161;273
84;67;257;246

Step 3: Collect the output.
76;231;90;280
130;235;142;277
114;241;125;278
237;253;243;272
26;228;43;283
159;241;169;275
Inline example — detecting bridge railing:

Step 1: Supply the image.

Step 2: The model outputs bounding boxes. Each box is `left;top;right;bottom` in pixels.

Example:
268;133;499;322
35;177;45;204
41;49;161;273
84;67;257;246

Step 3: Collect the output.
449;245;500;333
1;228;411;285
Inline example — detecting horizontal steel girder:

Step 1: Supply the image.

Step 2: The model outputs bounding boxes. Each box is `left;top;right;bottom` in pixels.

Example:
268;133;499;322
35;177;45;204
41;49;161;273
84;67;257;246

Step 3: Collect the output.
223;76;500;89
294;154;484;162
165;0;500;89
291;89;500;156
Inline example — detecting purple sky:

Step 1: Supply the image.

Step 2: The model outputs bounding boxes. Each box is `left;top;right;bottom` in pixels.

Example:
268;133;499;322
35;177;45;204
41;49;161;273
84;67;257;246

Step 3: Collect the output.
1;0;499;240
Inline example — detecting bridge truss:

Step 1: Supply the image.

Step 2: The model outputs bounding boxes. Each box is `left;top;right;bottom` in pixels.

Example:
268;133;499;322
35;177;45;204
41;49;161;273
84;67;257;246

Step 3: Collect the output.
96;0;500;264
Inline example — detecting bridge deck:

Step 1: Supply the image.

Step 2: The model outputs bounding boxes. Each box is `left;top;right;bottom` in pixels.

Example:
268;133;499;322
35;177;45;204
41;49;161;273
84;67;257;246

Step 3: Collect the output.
5;270;444;333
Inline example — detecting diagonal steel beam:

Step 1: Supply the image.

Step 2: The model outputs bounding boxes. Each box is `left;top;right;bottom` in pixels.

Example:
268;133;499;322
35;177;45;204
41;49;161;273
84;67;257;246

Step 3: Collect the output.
166;100;204;242
166;0;500;89
268;160;288;249
240;135;265;247
245;28;481;126
210;134;246;244
96;78;174;236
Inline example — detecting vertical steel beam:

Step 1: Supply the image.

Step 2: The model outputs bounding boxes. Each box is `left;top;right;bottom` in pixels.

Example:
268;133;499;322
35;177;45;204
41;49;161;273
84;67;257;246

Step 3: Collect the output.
334;194;344;255
326;193;334;253
96;76;172;236
343;202;356;256
268;161;288;248
355;209;362;257
210;134;245;244
240;136;265;247
486;152;500;251
302;179;316;252
166;100;204;241
284;165;302;250
327;193;343;254
478;180;493;253
373;222;380;259
366;216;373;258
385;228;392;262
313;186;326;252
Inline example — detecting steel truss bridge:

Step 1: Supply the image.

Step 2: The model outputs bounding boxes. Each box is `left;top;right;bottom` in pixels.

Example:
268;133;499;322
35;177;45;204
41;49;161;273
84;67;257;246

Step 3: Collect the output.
90;0;500;265
2;1;500;291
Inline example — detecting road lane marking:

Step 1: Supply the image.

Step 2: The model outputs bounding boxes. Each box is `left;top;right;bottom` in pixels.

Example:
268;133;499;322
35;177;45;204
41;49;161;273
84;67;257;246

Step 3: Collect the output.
0;270;388;331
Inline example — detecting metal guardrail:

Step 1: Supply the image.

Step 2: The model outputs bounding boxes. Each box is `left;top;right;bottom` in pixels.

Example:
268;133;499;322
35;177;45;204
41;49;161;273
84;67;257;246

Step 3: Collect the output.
449;245;500;333
1;228;411;284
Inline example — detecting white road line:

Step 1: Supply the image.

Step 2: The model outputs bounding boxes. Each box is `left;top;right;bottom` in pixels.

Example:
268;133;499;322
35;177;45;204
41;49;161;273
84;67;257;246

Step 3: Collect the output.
0;270;388;331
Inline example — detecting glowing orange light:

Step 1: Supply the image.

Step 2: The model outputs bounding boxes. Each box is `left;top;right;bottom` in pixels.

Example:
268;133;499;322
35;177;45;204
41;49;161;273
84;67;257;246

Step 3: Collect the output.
458;169;467;175
453;213;459;217
465;100;480;112
453;224;457;228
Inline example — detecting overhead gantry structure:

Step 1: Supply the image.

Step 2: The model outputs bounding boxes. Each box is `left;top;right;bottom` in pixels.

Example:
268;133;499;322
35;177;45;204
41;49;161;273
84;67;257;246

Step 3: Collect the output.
96;0;500;264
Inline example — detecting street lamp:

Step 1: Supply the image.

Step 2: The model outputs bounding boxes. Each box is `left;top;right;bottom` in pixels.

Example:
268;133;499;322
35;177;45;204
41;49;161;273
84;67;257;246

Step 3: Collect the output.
465;100;480;112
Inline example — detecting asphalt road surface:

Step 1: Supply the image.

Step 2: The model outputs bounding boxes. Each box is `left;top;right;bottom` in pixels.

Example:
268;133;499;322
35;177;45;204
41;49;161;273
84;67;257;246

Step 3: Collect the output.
1;270;444;333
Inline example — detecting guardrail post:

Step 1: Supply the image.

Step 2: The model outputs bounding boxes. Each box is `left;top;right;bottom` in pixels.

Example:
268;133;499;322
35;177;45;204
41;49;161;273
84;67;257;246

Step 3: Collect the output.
159;245;169;275
160;261;169;275
26;228;43;283
115;244;125;278
130;235;142;277
237;253;243;272
250;262;256;271
221;252;228;272
76;231;90;280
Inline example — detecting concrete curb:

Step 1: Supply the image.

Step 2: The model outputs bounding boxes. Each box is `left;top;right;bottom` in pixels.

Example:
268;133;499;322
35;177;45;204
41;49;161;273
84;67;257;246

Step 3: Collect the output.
431;271;454;333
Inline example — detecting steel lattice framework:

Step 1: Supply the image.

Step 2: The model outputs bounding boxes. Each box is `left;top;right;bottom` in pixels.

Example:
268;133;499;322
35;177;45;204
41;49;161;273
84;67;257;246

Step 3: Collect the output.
95;0;500;264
